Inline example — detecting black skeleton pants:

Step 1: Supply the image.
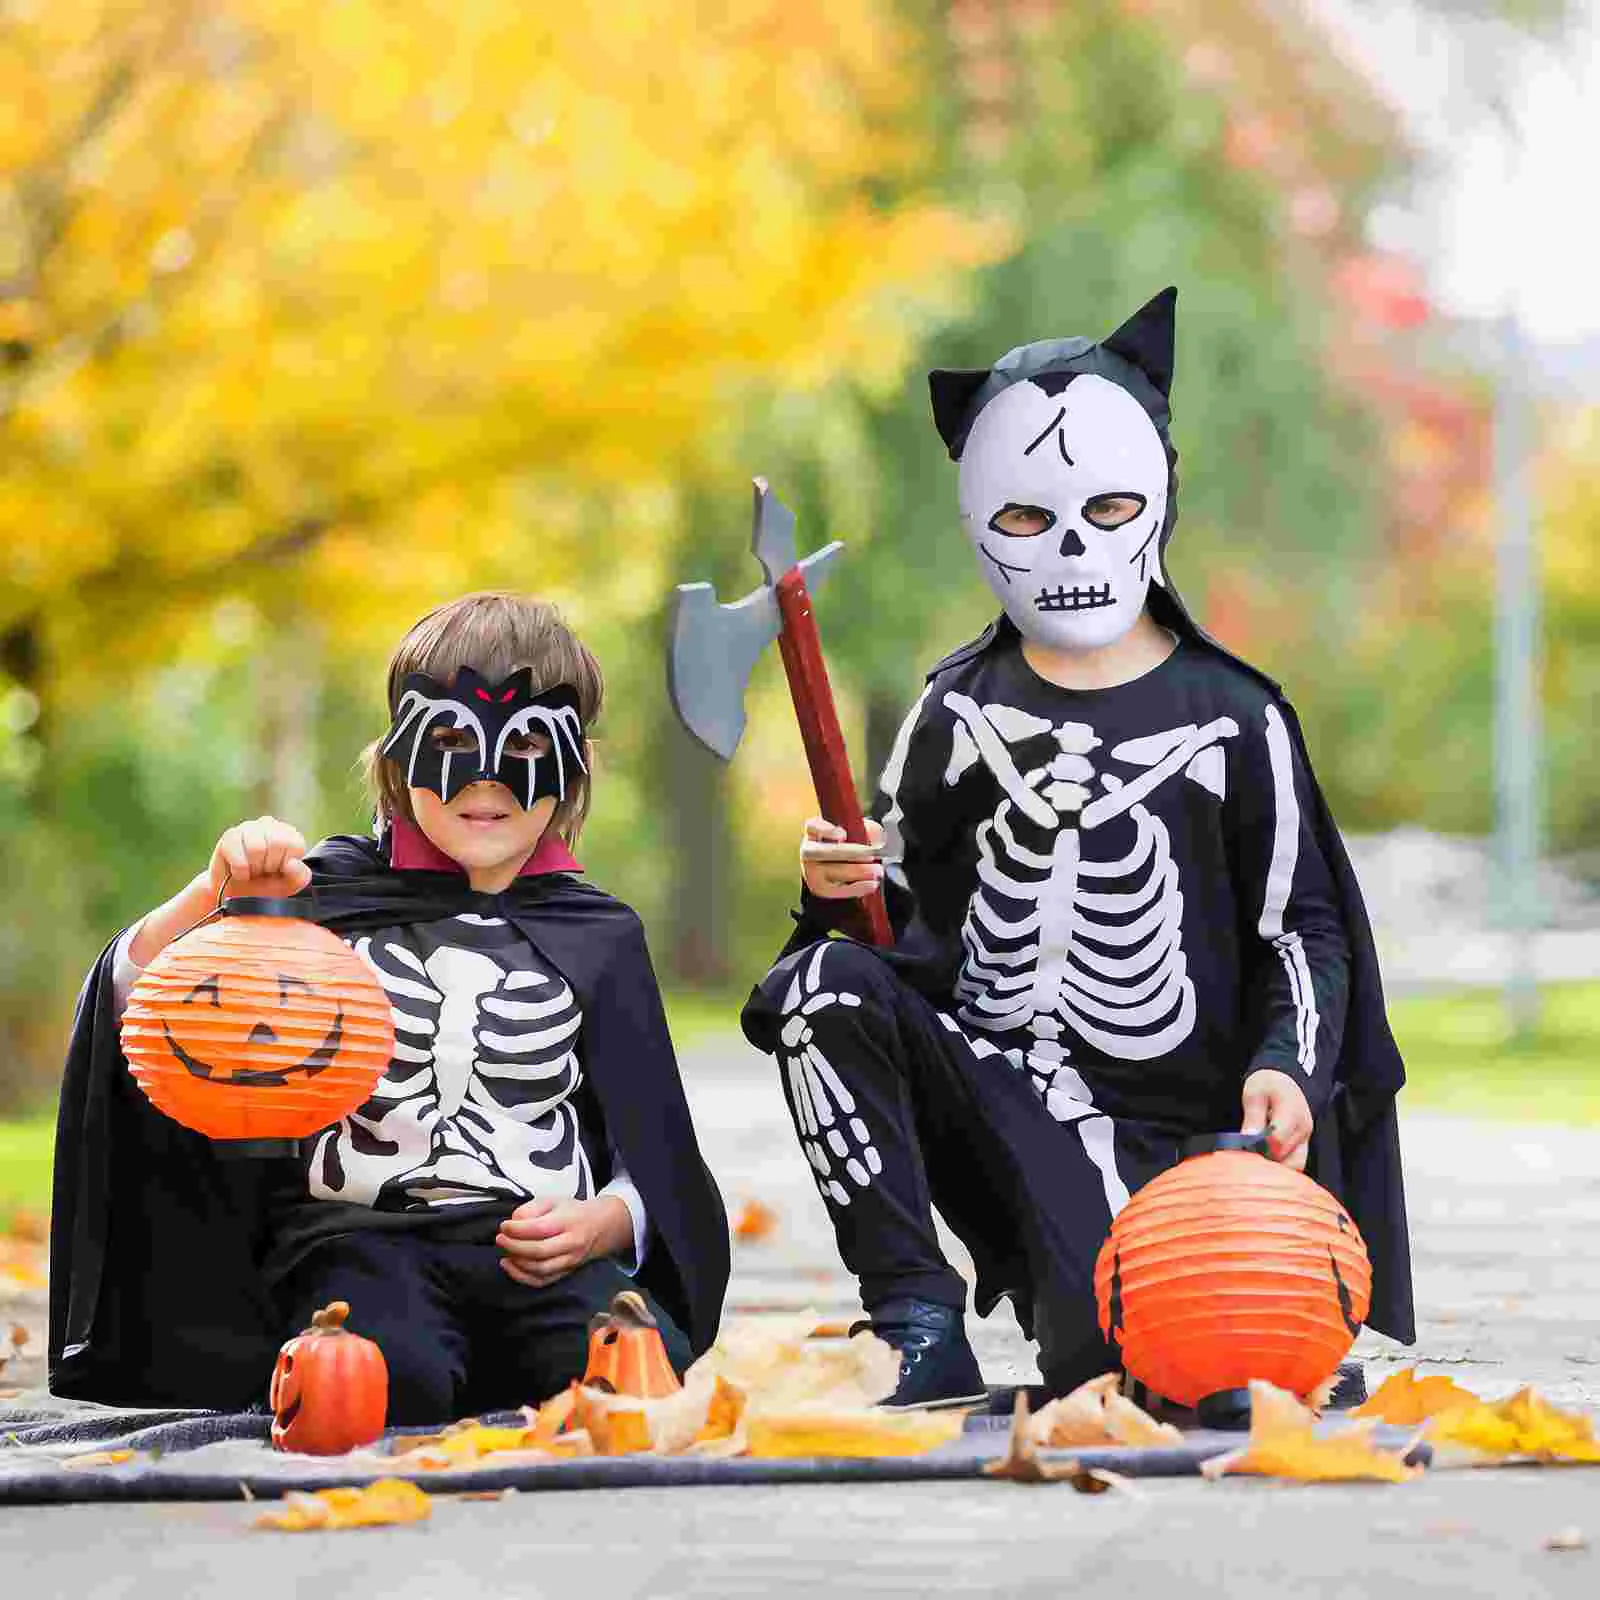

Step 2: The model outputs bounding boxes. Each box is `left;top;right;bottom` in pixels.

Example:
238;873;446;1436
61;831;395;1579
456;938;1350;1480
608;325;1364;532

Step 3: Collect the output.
279;1233;690;1425
754;938;1185;1395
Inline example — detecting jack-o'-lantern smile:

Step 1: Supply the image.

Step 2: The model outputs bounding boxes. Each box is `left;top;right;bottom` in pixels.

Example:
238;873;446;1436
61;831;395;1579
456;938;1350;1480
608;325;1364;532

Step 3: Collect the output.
161;971;346;1087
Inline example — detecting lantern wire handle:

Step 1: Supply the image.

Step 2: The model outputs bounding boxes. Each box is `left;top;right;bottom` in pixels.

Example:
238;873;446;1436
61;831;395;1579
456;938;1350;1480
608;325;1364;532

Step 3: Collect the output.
164;868;234;946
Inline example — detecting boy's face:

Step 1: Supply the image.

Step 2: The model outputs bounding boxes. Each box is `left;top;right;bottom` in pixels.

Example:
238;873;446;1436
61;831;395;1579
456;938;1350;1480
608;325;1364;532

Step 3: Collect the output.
957;373;1168;652
411;785;559;876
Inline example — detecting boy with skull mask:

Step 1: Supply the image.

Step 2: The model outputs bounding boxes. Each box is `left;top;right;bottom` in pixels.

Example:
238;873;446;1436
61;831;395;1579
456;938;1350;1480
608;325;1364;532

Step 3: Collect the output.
743;288;1414;1408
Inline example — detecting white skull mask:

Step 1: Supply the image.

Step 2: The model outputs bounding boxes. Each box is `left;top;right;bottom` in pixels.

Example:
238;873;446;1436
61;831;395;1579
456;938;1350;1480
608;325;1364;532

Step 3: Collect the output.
958;372;1169;651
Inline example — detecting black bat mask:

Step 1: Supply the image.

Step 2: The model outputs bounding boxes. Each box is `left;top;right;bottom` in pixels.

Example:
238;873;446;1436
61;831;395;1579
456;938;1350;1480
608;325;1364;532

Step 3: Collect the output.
380;667;587;809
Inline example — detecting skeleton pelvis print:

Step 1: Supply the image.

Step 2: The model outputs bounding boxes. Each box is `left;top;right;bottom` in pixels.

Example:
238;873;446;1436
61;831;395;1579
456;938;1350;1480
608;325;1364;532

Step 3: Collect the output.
944;694;1239;1080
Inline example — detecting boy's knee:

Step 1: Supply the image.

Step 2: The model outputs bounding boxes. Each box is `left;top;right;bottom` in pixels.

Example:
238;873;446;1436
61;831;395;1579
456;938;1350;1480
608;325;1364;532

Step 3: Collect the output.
747;938;893;1054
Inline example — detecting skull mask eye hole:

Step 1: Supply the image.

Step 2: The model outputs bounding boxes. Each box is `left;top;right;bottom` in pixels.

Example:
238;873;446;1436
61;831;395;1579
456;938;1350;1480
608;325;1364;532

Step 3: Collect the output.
988;503;1057;538
1082;493;1147;531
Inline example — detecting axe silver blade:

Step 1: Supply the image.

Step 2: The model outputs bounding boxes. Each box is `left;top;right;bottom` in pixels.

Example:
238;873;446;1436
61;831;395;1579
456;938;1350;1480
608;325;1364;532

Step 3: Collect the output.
668;581;780;761
751;476;797;588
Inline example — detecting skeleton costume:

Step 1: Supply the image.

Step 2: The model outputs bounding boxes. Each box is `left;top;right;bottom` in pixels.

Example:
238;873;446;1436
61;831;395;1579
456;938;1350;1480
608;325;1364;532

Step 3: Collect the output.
51;674;729;1415
744;289;1413;1395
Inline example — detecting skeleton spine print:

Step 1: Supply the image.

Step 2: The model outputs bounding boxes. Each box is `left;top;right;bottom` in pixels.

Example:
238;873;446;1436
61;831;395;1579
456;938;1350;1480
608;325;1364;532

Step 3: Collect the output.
940;692;1238;1110
309;915;593;1209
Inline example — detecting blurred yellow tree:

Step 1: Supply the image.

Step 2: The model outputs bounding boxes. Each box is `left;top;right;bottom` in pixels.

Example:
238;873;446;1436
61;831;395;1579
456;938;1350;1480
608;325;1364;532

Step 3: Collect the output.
0;0;999;696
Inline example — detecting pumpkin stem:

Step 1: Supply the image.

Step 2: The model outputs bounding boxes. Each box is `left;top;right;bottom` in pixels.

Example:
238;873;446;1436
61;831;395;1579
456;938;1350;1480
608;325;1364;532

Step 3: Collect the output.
307;1300;352;1334
607;1290;657;1331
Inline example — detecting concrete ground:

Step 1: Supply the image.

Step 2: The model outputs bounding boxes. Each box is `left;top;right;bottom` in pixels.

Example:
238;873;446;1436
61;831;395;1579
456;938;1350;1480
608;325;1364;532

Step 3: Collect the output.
3;1031;1598;1597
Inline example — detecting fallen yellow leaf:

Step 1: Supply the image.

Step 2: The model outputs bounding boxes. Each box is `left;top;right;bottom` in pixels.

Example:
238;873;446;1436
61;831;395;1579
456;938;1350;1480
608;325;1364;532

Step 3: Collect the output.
389;1421;548;1469
1026;1373;1180;1449
63;1449;136;1469
1202;1381;1421;1484
1352;1368;1481;1425
573;1388;654;1457
732;1199;779;1243
694;1376;747;1445
255;1478;431;1532
986;1392;1139;1490
745;1407;963;1459
1427;1388;1600;1466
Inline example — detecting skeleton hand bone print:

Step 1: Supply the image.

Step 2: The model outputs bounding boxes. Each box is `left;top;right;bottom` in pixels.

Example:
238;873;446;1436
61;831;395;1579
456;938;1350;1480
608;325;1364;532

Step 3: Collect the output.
776;944;883;1205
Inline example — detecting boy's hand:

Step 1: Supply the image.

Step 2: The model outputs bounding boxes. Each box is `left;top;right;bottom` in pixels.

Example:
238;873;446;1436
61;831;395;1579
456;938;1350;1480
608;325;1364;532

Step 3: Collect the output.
1240;1068;1313;1171
208;816;312;900
496;1195;632;1288
800;817;886;900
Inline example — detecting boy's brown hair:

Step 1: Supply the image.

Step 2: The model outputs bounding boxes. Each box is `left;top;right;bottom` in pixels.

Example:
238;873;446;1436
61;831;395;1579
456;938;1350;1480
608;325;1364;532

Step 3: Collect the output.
364;592;603;845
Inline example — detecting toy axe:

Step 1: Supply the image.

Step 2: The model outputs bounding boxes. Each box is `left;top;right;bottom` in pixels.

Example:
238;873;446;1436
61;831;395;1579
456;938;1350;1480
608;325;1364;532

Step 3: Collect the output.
669;478;893;947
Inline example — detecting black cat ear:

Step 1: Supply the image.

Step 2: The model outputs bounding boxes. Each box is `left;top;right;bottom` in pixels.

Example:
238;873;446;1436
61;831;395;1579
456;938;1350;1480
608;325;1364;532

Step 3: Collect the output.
928;368;994;458
1102;286;1177;399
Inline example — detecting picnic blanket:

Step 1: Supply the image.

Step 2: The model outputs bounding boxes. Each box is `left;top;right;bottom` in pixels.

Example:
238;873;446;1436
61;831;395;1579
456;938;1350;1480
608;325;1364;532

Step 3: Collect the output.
0;1389;1416;1505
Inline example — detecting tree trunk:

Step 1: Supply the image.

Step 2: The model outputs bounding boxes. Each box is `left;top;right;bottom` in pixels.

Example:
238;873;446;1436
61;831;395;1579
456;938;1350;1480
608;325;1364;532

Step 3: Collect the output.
250;609;322;827
656;699;733;988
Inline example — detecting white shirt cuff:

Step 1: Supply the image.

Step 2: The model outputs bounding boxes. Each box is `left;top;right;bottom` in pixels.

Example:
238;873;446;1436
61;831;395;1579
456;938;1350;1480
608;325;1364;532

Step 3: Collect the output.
109;923;147;1017
598;1167;649;1275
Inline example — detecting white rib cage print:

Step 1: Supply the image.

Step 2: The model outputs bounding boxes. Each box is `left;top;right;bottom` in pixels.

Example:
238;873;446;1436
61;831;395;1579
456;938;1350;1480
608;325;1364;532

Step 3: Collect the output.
942;693;1240;1111
308;918;593;1209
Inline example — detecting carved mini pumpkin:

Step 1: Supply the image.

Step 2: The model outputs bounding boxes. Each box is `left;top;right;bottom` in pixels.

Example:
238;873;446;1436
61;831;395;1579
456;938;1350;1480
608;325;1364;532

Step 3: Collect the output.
581;1290;681;1398
120;898;393;1141
1093;1138;1372;1408
269;1300;388;1455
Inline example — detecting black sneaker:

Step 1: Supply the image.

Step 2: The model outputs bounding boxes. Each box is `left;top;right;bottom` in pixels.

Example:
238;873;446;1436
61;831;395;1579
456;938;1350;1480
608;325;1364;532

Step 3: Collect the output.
853;1299;988;1410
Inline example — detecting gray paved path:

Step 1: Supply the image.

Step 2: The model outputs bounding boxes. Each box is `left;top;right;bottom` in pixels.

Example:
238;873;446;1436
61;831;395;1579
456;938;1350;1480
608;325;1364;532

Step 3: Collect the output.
3;1031;1598;1597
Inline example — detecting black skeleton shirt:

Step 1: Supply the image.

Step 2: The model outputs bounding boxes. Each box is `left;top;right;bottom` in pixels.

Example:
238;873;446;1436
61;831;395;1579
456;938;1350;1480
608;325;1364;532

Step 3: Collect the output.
869;635;1350;1133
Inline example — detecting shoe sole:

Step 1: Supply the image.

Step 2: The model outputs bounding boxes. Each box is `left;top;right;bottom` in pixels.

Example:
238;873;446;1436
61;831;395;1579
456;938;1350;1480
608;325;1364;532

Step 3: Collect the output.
881;1388;989;1413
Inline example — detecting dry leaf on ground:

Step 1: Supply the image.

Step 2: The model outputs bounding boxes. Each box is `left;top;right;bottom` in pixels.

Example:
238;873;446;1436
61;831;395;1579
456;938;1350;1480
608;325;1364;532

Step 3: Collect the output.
744;1407;963;1459
255;1478;432;1531
62;1449;136;1469
1426;1387;1600;1466
732;1200;779;1243
986;1393;1137;1491
388;1419;550;1470
689;1310;901;1412
1027;1373;1180;1449
1201;1381;1421;1485
1352;1368;1481;1425
1544;1527;1588;1552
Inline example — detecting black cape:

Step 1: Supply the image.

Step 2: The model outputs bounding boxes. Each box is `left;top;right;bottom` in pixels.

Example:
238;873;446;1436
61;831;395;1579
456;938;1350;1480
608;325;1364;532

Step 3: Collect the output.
50;835;731;1408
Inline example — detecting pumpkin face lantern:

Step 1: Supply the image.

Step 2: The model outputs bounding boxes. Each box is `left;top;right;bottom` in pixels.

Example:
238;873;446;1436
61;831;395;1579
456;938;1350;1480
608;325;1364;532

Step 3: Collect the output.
120;897;394;1141
581;1291;682;1398
1093;1135;1372;1411
270;1300;388;1455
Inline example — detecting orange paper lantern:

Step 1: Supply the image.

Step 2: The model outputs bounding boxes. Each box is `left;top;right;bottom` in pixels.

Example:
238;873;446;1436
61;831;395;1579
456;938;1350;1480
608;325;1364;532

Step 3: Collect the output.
1093;1137;1371;1408
120;898;394;1142
581;1290;682;1399
270;1300;389;1455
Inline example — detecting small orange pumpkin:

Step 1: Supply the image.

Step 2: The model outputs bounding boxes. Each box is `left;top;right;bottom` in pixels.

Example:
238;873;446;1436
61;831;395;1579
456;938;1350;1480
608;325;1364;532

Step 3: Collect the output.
121;898;394;1141
269;1300;389;1455
580;1291;681;1398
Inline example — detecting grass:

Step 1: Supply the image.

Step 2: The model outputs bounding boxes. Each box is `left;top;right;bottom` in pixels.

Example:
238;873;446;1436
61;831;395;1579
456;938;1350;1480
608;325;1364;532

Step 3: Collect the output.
1388;981;1600;1124
0;1116;53;1229
1;983;1593;1227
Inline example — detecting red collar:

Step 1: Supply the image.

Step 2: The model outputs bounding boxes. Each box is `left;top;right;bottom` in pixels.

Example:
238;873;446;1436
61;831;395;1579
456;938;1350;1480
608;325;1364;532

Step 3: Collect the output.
387;817;582;878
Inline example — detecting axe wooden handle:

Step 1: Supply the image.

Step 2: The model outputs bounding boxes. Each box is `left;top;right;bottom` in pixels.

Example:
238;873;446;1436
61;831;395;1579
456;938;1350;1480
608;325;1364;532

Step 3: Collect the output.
773;568;894;948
